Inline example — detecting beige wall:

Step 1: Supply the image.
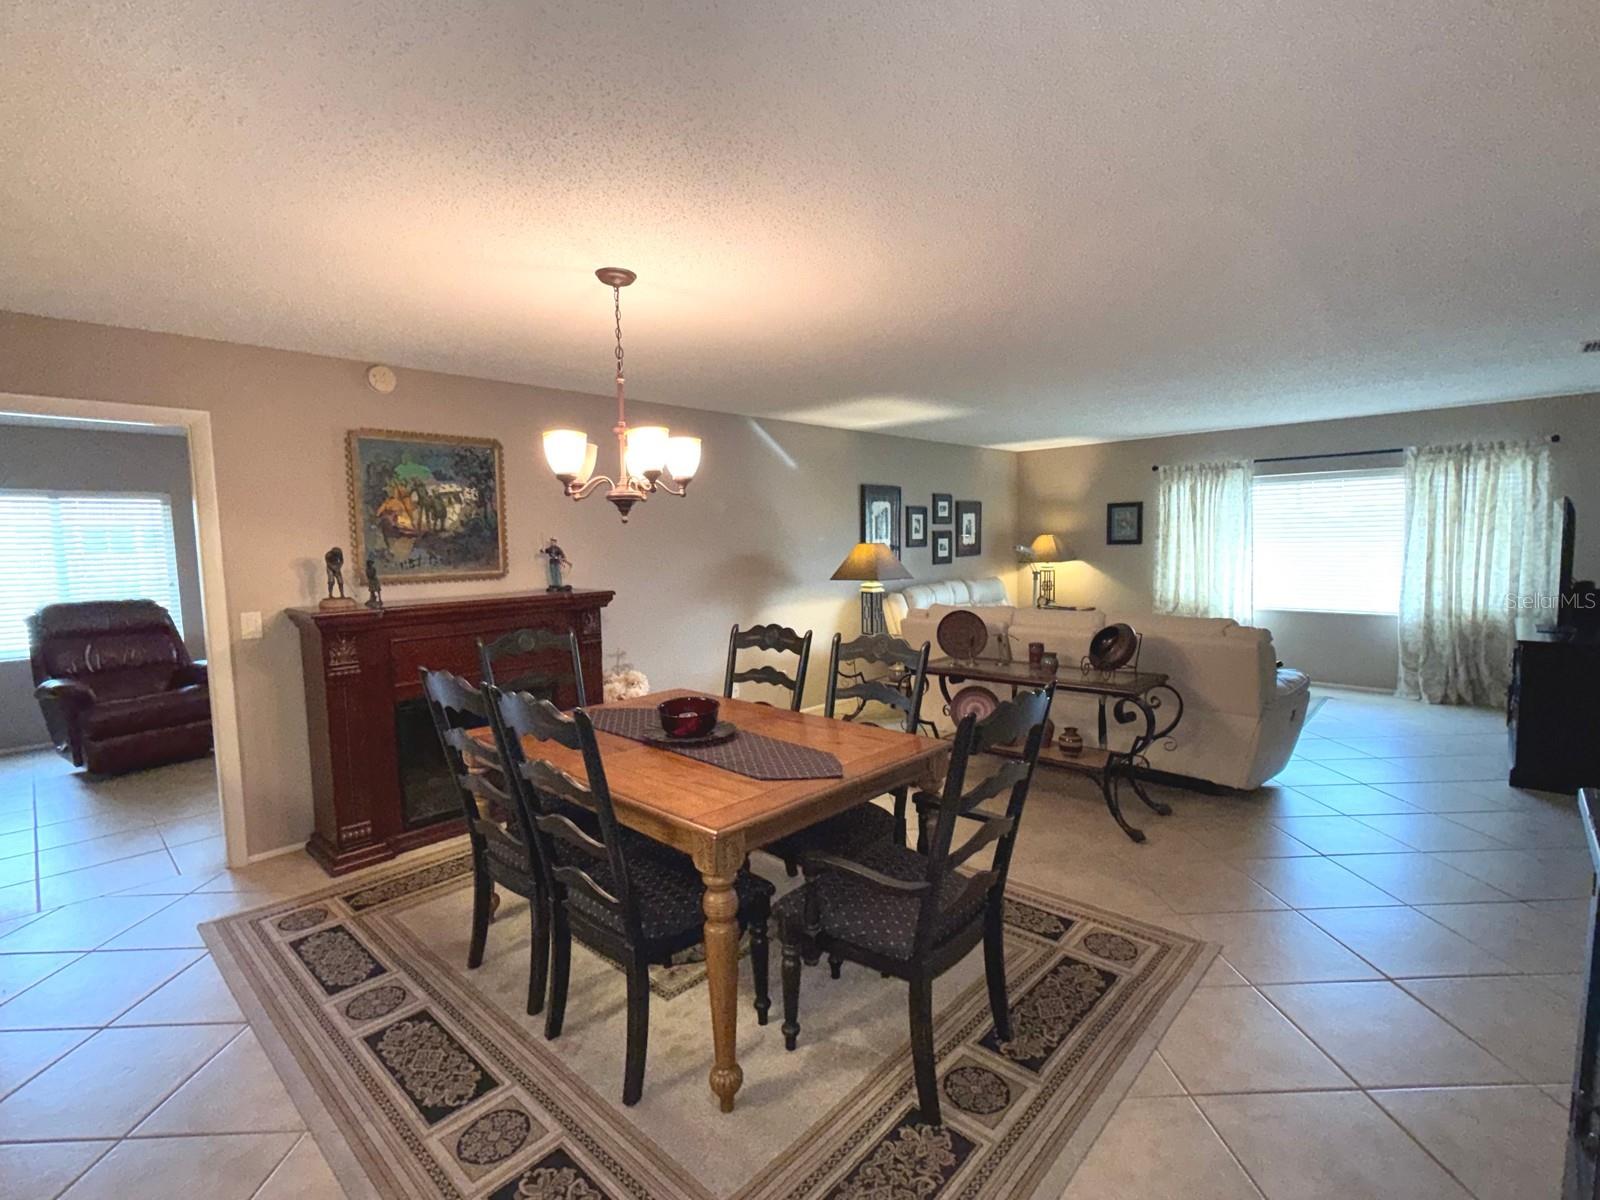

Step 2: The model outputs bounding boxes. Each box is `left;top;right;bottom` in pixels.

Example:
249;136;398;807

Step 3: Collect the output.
1017;392;1600;690
0;424;207;749
0;311;1018;855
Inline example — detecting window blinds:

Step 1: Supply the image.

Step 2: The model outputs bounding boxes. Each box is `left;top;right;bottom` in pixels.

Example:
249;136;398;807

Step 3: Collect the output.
1251;468;1405;615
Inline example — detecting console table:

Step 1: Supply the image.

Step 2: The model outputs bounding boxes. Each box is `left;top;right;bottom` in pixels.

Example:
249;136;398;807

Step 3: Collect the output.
923;655;1183;842
287;589;613;874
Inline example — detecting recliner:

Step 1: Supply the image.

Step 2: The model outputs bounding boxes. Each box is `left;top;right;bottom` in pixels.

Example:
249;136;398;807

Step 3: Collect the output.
28;600;211;775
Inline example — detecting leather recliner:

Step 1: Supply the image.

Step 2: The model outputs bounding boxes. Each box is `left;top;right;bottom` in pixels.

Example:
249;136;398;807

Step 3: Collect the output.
29;600;213;775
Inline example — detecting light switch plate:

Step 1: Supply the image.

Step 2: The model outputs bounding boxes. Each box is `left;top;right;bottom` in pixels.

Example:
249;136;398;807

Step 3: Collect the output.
240;611;264;640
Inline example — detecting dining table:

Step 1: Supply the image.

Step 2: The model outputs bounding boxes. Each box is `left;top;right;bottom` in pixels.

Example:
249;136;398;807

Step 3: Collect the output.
468;687;950;1112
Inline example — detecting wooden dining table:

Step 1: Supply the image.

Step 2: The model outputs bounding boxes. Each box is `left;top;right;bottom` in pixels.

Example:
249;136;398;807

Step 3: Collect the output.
468;688;950;1112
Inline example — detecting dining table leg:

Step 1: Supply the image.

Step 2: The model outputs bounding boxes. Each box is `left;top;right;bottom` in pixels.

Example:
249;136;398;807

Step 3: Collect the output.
700;867;743;1112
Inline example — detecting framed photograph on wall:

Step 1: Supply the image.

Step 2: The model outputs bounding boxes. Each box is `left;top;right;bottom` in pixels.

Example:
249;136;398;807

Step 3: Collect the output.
1106;501;1144;545
860;483;903;557
932;493;953;524
347;429;507;582
955;500;982;557
905;505;928;548
932;529;954;564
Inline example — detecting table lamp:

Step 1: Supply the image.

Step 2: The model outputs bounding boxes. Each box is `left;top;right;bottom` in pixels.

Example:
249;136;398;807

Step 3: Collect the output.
830;542;912;636
1018;533;1070;607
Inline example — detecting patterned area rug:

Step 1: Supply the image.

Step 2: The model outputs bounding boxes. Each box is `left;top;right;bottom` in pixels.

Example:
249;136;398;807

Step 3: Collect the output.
203;845;1213;1200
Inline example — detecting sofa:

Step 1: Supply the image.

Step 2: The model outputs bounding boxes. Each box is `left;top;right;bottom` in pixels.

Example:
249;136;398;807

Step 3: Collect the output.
886;578;1310;790
29;600;213;775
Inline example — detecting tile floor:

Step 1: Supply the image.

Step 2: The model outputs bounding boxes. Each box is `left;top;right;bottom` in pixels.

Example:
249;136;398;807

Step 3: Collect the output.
0;688;1588;1199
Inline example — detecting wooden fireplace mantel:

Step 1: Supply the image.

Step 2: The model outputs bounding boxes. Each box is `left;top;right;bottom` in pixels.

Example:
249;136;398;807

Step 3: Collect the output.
287;588;614;874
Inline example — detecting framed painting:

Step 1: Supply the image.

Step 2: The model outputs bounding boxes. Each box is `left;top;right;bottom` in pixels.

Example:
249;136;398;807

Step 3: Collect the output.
932;529;954;564
932;493;953;525
1106;501;1144;545
905;505;928;548
860;484;902;557
955;500;982;557
346;429;507;583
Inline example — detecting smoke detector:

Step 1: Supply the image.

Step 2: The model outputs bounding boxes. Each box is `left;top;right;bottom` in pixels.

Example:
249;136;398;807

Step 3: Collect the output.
366;364;397;393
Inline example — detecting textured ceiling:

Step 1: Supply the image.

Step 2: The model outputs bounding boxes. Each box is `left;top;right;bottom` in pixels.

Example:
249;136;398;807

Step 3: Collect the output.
1;1;1597;448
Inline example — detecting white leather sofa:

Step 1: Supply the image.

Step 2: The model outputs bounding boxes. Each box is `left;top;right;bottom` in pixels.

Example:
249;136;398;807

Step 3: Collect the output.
888;577;1311;791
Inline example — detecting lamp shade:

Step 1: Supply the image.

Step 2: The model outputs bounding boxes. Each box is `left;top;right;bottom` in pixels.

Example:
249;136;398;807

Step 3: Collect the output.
830;542;913;582
1028;533;1068;562
542;429;589;479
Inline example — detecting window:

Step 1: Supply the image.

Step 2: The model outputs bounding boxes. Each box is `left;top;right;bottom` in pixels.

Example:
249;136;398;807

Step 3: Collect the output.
1251;468;1405;615
0;491;184;660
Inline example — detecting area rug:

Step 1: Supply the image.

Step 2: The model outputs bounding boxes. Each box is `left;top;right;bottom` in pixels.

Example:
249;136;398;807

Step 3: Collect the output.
203;845;1214;1200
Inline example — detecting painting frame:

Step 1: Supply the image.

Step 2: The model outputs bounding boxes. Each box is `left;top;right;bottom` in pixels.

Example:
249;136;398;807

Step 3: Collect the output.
955;500;982;557
859;483;903;558
932;529;954;565
905;505;928;549
1106;501;1144;545
346;428;508;584
932;493;953;525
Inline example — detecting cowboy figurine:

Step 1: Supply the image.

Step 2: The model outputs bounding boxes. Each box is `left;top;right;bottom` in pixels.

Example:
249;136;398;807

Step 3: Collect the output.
539;538;572;591
364;555;384;610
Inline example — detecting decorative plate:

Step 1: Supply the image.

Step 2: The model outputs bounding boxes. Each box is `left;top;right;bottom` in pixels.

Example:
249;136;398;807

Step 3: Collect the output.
948;685;1000;726
937;609;989;660
642;721;738;749
1089;623;1139;671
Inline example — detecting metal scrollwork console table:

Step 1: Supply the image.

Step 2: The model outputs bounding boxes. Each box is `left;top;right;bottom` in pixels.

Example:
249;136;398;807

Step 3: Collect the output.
921;655;1184;843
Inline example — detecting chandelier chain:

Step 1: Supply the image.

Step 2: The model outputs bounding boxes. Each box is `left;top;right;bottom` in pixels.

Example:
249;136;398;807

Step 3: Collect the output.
613;286;624;382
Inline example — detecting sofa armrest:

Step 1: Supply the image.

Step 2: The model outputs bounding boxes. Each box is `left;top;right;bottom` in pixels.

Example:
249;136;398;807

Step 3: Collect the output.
172;660;209;688
34;677;95;706
32;678;96;763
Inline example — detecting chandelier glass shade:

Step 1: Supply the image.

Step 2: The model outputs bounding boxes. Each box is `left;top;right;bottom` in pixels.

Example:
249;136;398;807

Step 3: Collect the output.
541;268;700;522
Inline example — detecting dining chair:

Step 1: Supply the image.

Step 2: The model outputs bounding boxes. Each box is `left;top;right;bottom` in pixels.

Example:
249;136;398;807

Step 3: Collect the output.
723;622;813;711
775;685;1054;1126
420;668;549;1016
490;685;776;1106
767;632;931;868
478;627;587;705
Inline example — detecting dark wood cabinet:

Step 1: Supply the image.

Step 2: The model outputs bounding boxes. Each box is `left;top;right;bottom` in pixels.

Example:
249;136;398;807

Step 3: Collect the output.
287;589;613;874
1508;630;1600;794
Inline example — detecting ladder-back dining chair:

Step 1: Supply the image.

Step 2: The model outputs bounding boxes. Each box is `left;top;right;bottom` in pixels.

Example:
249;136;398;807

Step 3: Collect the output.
478;627;587;705
775;684;1054;1125
489;686;776;1106
723;622;813;711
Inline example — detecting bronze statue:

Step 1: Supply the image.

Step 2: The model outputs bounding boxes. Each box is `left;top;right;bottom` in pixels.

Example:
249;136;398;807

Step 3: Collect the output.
364;554;384;610
324;547;347;600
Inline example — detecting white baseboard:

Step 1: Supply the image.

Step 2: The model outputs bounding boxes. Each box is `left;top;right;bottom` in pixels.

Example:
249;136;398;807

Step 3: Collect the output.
0;742;52;758
1309;681;1398;695
246;841;310;864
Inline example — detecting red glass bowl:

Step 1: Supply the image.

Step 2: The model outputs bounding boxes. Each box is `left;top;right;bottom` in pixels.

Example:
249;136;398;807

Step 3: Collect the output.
657;696;720;738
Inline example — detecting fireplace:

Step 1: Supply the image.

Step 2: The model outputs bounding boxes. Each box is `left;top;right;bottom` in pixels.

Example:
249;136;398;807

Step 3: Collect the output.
288;589;613;874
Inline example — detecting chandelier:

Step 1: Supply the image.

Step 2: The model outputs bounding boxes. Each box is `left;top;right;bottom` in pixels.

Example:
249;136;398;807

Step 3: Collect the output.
541;267;700;522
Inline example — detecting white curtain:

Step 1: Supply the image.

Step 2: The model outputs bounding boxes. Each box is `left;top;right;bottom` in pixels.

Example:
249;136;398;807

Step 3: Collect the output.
1398;440;1556;705
1153;460;1254;623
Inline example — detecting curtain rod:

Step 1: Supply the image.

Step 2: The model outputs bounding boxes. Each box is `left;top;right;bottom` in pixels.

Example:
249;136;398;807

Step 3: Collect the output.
1150;434;1560;471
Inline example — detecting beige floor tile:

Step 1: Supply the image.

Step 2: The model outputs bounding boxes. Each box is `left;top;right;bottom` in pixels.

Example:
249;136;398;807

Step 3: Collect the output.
194;853;329;897
113;954;244;1025
1198;956;1250;987
1304;906;1515;977
1291;784;1421;815
154;810;223;848
100;891;272;950
1261;981;1518;1087
1130;858;1289;914
1334;756;1506;785
0;1028;92;1098
1415;901;1586;975
1402;975;1580;1083
251;1134;347;1200
1063;1096;1263;1200
1183;911;1381;984
1266;815;1413;855
0;895;178;953
1127;1051;1186;1098
0;1141;114;1200
0;880;40;922
1328;852;1514;904
60;1131;300;1200
1371;1085;1564;1200
34;810;156;852
0;1023;239;1139
1198;1090;1472;1200
1369;781;1524;812
0;828;35;859
1157;987;1351;1094
1234;856;1399;908
1446;807;1585;850
168;835;228;879
1431;849;1594;901
37;851;182;908
38;827;171;878
1352;813;1507;852
0;948;202;1029
0;951;78;1002
1216;785;1338;817
1268;762;1357;787
0;853;36;890
135;1029;304;1135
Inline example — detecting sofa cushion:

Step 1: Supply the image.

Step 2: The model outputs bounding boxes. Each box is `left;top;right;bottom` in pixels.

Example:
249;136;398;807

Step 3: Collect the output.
1007;609;1108;664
